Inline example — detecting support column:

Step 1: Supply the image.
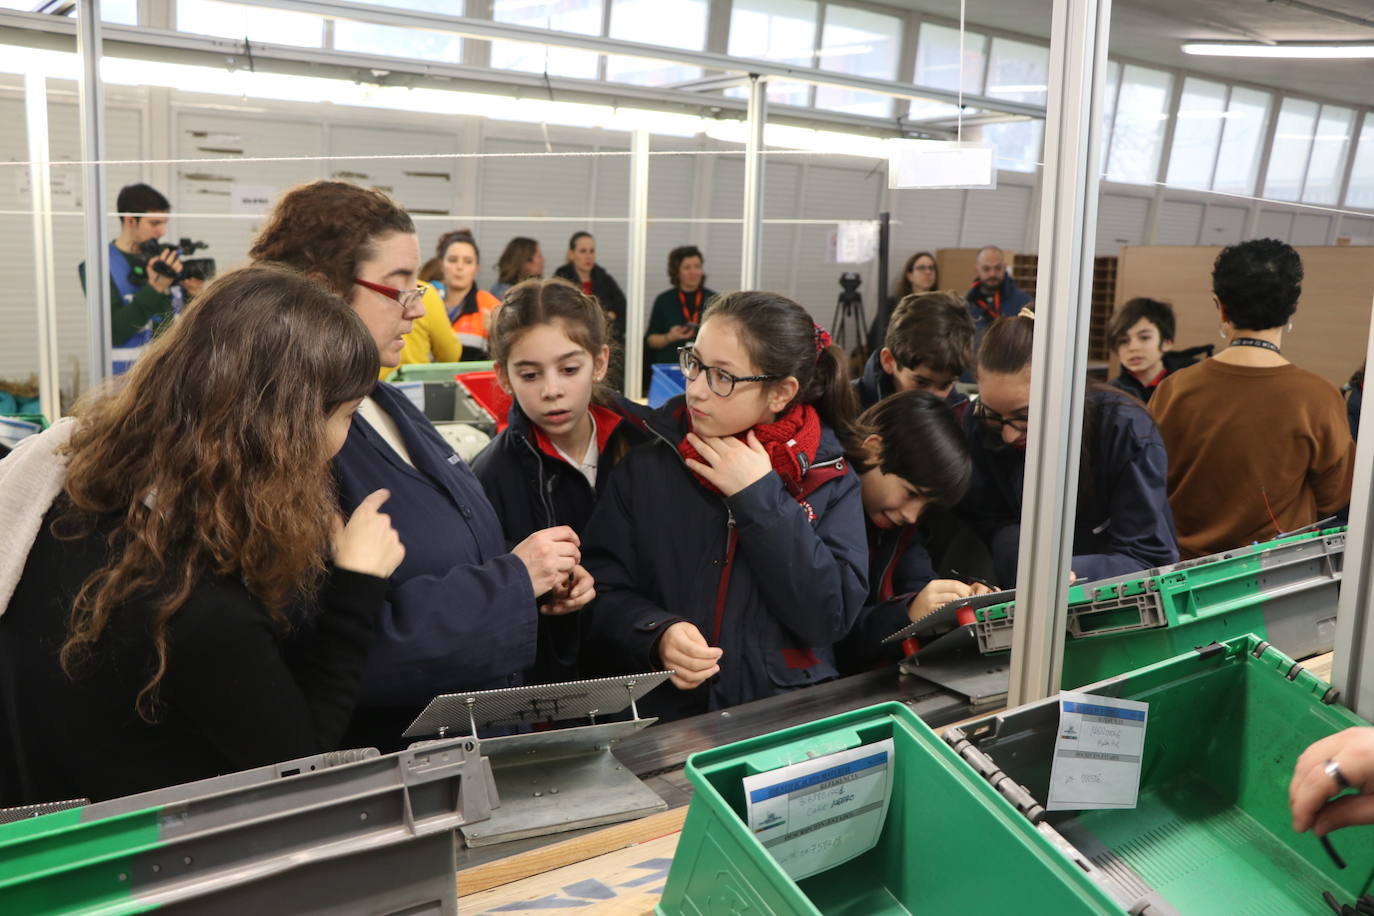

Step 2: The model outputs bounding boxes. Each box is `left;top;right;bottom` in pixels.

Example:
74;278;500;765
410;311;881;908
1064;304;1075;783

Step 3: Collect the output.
1006;0;1114;706
741;74;767;289
78;0;111;389
25;73;61;421
624;128;650;400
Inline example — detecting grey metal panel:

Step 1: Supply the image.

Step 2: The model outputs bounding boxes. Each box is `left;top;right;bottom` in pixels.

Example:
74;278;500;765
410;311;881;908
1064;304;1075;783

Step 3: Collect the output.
1292;212;1332;245
1155;200;1203;246
1257;208;1294;240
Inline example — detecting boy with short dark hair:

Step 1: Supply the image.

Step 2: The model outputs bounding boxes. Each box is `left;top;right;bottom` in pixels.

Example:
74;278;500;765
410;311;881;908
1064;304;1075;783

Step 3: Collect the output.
1108;297;1193;404
855;290;975;417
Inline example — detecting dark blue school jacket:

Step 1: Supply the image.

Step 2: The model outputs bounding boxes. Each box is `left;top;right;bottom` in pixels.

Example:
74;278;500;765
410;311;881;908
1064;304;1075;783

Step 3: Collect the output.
470;398;650;683
580;399;869;722
958;388;1179;584
332;382;536;748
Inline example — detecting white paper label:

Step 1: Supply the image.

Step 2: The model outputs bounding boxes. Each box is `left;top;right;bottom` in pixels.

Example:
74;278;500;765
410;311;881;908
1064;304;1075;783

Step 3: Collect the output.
1047;692;1148;811
827;221;879;264
392;380;426;415
742;738;894;881
888;140;997;190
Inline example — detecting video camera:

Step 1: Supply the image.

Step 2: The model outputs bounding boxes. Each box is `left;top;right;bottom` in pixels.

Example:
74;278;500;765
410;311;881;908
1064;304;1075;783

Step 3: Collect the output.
138;237;215;283
839;272;861;295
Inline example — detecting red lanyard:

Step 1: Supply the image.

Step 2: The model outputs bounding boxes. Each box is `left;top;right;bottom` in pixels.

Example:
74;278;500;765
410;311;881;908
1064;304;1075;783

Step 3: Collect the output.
972;286;1001;322
678;288;703;324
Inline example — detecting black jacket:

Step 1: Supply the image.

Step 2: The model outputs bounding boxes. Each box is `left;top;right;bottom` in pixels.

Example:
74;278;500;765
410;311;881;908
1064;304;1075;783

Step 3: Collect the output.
580;398;869;722
854;349;970;417
1110;350;1202;404
0;501;385;804
554;263;627;339
958;387;1179;584
471;398;651;682
835;507;994;674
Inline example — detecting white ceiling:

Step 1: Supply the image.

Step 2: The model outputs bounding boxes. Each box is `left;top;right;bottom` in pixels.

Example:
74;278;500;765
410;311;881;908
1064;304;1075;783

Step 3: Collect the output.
890;0;1374;108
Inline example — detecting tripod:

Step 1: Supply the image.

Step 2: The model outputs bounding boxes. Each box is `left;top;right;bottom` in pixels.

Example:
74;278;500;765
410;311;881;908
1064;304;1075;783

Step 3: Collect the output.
830;274;869;356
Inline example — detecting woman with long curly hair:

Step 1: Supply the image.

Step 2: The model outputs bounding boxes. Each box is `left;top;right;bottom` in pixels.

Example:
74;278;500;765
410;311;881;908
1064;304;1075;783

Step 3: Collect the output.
249;181;591;752
0;263;405;804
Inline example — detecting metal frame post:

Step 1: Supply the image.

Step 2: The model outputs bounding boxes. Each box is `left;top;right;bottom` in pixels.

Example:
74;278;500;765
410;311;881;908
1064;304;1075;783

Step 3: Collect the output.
1006;0;1113;707
1331;292;1374;717
741;74;767;289
624;128;650;400
25;74;62;422
77;0;111;388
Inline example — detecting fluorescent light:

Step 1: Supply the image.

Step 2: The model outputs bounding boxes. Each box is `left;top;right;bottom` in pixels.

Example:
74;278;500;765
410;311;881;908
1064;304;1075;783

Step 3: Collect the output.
1183;42;1374;59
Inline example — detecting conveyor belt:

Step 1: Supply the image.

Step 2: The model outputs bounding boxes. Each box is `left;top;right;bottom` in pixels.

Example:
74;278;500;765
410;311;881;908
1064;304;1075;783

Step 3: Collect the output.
454;667;976;869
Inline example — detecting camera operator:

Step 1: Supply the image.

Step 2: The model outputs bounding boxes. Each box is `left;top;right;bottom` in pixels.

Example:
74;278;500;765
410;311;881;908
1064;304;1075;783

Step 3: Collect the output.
78;183;185;375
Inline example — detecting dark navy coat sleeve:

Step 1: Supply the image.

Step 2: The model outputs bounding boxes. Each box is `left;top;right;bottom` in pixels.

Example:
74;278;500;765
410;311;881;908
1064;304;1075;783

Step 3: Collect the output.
334;384;537;707
581;454;690;673
725;467;869;649
1072;401;1179;582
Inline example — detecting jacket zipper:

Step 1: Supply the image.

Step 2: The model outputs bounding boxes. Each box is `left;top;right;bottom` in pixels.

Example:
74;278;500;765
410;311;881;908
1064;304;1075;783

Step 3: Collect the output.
711;508;738;645
519;434;557;528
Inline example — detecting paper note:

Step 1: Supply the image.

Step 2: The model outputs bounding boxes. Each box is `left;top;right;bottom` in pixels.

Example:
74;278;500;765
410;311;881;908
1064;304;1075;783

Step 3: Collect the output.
742;738;895;881
888;140;997;190
393;381;427;415
1047;692;1148;811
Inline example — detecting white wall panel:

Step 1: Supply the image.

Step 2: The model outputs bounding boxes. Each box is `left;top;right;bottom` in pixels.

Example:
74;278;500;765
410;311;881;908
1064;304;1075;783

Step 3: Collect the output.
1342;217;1374;244
1095;193;1149;255
1201;204;1247;246
1292;213;1332;246
1156;200;1204;246
1258;209;1294;241
961;184;1031;250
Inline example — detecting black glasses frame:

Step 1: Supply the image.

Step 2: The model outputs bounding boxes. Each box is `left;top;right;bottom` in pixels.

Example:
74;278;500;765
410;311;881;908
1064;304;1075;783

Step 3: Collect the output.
678;345;783;398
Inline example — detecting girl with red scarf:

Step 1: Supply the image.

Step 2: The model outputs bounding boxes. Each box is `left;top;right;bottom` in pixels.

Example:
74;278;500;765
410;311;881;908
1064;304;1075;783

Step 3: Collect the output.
581;291;869;722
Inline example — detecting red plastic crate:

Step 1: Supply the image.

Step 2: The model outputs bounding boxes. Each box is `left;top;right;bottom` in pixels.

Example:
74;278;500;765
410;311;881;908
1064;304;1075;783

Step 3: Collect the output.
456;370;512;433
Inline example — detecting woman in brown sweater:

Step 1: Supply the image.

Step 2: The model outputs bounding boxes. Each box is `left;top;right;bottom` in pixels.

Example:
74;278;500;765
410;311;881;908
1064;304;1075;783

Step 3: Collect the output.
1149;239;1354;559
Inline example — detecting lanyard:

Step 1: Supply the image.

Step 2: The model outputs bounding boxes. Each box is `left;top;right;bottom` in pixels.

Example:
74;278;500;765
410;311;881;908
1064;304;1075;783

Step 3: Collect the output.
971;285;1000;322
678;287;703;324
1230;337;1281;355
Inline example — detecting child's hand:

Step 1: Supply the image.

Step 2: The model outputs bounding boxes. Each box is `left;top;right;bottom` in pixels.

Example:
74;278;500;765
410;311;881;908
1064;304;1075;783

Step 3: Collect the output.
906;579;977;622
684;431;772;497
540;565;596;616
658;621;723;690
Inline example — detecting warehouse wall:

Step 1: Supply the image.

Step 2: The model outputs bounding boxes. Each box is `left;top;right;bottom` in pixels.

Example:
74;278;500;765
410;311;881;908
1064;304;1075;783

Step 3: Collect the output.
3;74;1370;395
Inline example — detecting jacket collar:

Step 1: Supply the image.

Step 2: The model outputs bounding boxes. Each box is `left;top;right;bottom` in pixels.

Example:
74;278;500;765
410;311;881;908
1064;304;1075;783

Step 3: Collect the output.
508;399;629;469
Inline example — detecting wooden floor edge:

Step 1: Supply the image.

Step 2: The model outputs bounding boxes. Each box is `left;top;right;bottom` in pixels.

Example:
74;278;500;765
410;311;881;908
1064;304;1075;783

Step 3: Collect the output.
456;805;689;897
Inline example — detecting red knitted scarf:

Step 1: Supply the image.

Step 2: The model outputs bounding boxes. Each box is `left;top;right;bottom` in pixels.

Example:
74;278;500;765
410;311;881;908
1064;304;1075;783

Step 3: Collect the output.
679;402;822;498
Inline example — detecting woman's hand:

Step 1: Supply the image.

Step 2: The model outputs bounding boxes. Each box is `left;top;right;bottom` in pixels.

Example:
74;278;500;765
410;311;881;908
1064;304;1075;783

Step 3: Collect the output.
512;526;581;597
668;324;696;343
684;431;772;497
658;621;723;690
332;489;405;579
539;564;596;615
1290;727;1374;836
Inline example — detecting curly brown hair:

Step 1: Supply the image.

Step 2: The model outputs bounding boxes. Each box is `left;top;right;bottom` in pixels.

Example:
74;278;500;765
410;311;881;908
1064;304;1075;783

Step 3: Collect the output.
59;263;379;720
248;180;415;298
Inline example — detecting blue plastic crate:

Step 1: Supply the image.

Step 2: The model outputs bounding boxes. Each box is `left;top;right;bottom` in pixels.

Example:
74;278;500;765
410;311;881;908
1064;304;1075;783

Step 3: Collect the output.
648;364;686;408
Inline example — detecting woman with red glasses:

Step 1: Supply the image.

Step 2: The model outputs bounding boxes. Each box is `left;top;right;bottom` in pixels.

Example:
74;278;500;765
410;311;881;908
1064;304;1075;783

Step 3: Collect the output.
250;181;592;752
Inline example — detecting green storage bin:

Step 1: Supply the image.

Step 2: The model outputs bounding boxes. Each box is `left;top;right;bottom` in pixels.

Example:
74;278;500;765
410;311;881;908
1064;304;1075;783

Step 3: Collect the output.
947;635;1374;915
386;360;494;382
657;702;1123;915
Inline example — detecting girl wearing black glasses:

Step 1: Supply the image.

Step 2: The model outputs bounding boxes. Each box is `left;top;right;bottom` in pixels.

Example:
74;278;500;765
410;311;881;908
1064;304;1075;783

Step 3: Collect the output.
580;291;869;722
959;314;1178;587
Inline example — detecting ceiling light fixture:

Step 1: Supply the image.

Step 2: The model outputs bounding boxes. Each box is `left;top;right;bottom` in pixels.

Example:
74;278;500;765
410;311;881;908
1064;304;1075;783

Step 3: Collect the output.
1182;41;1374;59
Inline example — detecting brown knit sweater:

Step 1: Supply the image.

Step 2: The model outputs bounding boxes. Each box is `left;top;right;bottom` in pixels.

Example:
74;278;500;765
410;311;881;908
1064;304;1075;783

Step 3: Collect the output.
1149;359;1354;559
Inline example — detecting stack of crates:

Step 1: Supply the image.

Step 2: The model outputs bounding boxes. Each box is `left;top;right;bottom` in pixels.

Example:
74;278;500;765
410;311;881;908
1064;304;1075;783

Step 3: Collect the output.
659;636;1374;914
0;738;496;915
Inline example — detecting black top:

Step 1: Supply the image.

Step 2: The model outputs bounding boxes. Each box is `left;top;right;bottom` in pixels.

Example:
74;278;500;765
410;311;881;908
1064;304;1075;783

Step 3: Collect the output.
0;501;386;804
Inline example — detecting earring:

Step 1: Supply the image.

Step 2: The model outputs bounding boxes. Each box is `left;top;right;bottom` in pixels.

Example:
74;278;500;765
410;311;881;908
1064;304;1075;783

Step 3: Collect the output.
1287;323;1294;333
1218;326;1227;340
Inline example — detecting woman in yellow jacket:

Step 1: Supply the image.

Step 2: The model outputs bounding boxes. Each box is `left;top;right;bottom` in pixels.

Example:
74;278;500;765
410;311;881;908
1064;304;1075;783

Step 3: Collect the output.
381;281;464;379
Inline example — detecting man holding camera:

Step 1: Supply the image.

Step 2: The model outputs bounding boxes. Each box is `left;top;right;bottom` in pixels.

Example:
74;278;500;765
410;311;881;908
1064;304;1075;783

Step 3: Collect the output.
78;183;185;375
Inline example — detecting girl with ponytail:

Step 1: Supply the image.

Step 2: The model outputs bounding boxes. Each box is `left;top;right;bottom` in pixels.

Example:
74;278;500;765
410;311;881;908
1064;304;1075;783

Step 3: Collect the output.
580;291;868;722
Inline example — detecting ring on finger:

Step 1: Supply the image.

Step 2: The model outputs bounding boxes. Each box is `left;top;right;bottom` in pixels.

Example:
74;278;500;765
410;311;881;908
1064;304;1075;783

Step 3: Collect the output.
1325;759;1352;792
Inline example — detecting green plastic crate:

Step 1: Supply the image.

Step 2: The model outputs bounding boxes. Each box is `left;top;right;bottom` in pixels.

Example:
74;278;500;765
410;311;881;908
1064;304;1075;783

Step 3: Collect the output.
386;360;494;382
656;702;1124;915
966;528;1343;690
947;635;1374;915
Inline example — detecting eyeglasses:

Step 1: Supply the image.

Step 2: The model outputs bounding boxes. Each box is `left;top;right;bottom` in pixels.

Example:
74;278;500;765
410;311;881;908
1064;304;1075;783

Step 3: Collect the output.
973;400;1030;439
679;345;783;398
353;277;425;310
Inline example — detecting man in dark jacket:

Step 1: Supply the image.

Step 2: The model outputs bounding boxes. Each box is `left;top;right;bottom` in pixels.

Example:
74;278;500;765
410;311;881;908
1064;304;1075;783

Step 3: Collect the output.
965;246;1032;336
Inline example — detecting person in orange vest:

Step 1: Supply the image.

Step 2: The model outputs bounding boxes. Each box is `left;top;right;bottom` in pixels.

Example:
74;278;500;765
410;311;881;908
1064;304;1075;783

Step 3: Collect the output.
435;229;501;360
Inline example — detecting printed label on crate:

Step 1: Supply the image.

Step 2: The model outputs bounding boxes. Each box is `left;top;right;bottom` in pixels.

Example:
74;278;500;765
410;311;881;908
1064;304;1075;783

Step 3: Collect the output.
1047;691;1149;811
742;737;894;882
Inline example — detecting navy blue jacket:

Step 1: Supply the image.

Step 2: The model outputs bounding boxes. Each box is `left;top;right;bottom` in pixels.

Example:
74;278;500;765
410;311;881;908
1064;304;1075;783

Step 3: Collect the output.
835;506;994;674
332;382;536;749
965;276;1033;335
958;388;1179;584
580;400;869;722
471;398;650;682
854;349;970;417
1110;350;1201;405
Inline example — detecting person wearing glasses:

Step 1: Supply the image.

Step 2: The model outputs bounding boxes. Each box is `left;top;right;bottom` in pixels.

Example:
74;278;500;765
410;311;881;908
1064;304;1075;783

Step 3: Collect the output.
249;181;591;751
868;250;939;351
959;314;1178;586
580;291;869;723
